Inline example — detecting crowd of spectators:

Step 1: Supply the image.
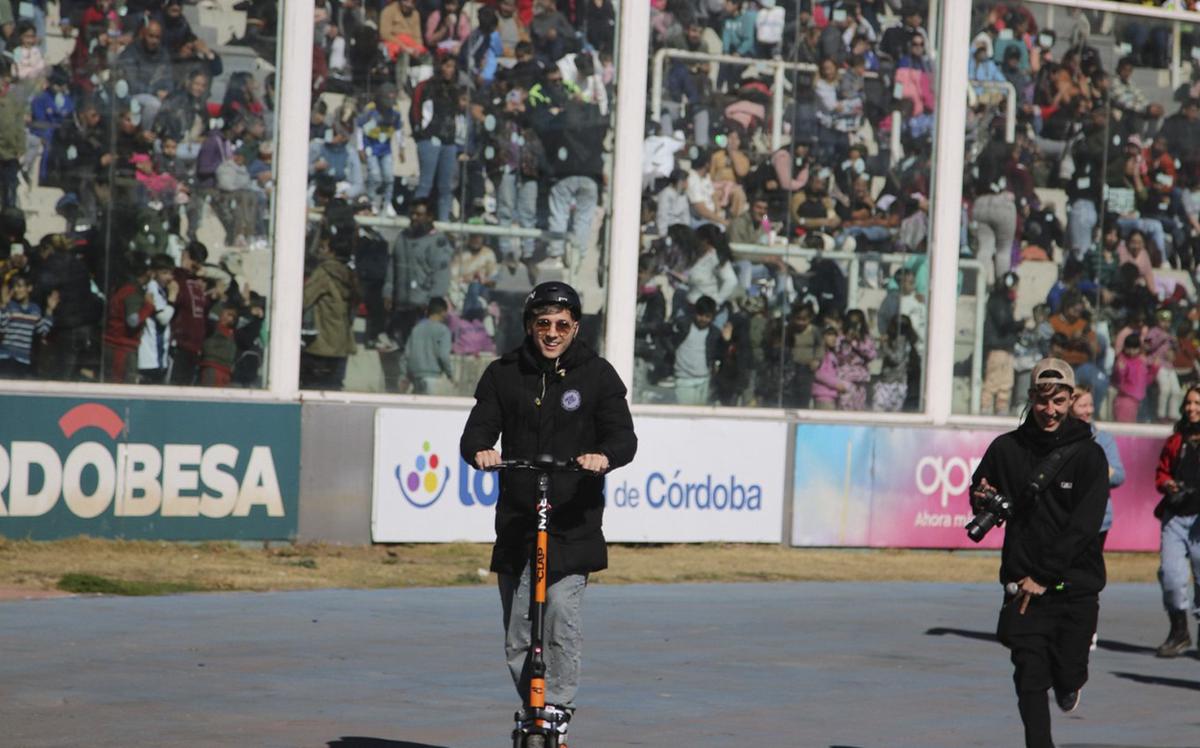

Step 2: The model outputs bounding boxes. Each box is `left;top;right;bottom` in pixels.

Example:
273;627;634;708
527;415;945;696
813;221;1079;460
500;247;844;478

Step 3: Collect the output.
969;2;1200;422
304;0;617;392
634;0;936;408
0;0;276;386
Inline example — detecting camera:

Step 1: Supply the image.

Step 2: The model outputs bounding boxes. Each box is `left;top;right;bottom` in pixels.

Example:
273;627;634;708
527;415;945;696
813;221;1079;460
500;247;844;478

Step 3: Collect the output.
966;486;1013;543
1167;484;1197;508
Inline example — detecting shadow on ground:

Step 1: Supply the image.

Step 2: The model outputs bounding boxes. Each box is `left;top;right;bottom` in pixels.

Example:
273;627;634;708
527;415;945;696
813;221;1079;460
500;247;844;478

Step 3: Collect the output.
328;739;448;748
924;626;997;643
1111;671;1200;692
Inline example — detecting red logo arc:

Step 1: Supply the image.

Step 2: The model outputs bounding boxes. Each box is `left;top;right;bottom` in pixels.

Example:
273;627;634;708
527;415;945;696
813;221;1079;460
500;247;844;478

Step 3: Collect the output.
58;404;126;440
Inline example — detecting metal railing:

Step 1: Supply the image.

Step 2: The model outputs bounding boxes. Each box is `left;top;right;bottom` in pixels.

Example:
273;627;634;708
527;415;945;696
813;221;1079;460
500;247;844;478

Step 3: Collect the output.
969;80;1017;143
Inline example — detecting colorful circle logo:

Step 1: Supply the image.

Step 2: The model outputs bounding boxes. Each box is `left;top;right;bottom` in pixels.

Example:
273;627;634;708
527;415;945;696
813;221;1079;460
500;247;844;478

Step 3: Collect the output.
395;441;451;508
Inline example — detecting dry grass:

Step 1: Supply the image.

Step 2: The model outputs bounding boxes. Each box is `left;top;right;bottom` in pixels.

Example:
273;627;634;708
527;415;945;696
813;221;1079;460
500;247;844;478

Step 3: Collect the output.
0;537;1163;596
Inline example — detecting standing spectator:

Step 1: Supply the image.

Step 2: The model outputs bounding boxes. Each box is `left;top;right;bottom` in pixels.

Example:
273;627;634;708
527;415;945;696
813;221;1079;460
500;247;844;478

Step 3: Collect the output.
811;325;845;410
357;83;403;216
754;0;784;58
136;254;178;384
972;140;1019;285
982;273;1023;416
217;148;262;246
718;0;754;91
169;241;211;386
198;303;238;386
1149;309;1183;422
301;225;359;391
877;267;926;357
873;314;915;413
412;54;462;221
546;98;605;267
1111;333;1157;423
0;274;56;378
1049;291;1107;408
834;308;876;411
686;224;739;312
1069;383;1125;547
495;90;542;260
785;302;823;410
1152;384;1200;658
671;294;719;405
405;296;455;395
34;234;97;382
383;199;453;390
0;64;26;210
102;252;154;384
581;0;614;56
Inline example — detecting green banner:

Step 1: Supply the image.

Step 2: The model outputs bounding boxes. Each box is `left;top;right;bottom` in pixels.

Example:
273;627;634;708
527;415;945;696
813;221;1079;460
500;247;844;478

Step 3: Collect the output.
0;395;300;540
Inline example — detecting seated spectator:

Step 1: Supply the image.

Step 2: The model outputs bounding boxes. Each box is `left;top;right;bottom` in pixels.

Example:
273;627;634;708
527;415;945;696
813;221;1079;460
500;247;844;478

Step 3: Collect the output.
116;20;172;131
687;149;726;227
655;168;690;235
686;224;739;311
790;173;841;245
425;0;471;56
1111;56;1164;135
708;127;749;219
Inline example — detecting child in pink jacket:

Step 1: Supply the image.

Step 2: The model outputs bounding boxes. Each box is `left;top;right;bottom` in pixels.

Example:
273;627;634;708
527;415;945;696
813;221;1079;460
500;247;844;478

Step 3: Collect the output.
1112;333;1160;422
811;326;845;410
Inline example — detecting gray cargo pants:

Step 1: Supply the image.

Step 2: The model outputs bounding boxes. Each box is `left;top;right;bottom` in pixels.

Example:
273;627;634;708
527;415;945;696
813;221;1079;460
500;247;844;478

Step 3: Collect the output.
498;562;588;709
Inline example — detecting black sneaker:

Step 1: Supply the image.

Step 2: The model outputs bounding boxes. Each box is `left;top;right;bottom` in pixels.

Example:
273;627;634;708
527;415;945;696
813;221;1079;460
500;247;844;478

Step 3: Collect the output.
1054;688;1080;713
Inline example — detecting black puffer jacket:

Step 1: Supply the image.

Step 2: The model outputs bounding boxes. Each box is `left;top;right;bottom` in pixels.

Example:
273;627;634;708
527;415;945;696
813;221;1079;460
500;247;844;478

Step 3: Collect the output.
971;415;1109;596
460;338;637;575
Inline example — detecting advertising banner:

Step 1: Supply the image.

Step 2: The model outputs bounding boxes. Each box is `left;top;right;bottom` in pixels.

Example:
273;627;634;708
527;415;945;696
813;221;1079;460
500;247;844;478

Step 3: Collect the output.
0;396;300;540
793;424;1166;551
373;410;788;543
602;417;787;543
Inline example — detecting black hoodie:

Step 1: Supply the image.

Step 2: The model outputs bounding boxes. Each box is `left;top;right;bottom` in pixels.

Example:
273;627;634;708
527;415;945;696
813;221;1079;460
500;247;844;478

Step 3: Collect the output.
971;415;1109;596
460;338;638;575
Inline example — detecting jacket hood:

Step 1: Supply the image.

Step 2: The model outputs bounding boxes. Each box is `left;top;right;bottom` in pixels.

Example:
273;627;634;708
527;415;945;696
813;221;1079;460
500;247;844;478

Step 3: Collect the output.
318;256;354;294
1016;413;1092;455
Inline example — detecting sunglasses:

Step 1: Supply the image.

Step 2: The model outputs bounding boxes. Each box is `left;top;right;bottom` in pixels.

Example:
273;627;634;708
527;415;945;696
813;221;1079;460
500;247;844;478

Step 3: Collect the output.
534;318;575;333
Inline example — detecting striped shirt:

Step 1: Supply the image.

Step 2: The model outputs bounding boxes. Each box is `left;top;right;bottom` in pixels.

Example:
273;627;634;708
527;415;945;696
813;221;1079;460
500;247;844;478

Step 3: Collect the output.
0;299;52;365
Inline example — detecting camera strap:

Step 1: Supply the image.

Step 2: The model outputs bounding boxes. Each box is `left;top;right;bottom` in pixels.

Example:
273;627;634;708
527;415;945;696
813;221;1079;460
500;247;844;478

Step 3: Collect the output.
1027;439;1089;498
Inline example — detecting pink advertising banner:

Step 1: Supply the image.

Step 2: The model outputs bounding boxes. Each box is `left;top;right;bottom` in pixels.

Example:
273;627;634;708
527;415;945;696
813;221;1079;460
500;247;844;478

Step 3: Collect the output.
792;424;1165;552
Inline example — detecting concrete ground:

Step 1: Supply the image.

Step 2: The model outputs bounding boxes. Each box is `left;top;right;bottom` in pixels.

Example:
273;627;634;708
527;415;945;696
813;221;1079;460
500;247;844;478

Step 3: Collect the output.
1;582;1197;748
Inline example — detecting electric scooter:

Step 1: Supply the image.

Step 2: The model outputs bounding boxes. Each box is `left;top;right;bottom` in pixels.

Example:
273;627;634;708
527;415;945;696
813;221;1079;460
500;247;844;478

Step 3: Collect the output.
486;456;585;748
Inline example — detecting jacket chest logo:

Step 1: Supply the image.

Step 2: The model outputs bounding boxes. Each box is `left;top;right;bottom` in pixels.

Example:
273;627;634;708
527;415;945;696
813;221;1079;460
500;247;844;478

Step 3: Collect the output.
1060;481;1073;489
561;389;581;411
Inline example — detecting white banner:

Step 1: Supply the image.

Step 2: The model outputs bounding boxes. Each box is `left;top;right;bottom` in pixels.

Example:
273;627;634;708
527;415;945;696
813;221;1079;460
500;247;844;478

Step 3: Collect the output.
602;417;787;543
373;409;788;544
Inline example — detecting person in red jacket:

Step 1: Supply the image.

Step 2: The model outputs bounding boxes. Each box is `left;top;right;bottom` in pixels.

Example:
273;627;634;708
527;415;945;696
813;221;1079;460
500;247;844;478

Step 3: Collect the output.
1153;383;1200;657
170;241;212;385
101;251;152;383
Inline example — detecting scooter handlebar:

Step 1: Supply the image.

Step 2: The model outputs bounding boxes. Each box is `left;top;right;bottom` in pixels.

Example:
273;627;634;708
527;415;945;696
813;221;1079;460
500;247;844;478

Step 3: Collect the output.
484;455;588;472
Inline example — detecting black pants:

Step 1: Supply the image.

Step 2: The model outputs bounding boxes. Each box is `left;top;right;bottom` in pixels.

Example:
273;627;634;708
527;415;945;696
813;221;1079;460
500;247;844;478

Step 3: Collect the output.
997;592;1099;748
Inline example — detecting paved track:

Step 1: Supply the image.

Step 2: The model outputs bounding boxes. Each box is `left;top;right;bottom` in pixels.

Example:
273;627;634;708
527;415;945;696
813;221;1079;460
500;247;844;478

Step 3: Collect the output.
2;582;1197;748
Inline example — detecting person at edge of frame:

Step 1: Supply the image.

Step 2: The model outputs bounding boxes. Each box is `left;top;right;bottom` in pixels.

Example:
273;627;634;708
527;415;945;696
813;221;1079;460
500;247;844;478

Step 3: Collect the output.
459;280;638;744
970;356;1109;748
1151;383;1200;658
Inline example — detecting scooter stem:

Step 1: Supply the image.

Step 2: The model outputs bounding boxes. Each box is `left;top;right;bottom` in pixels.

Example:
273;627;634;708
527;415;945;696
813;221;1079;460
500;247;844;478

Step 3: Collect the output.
529;473;552;717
